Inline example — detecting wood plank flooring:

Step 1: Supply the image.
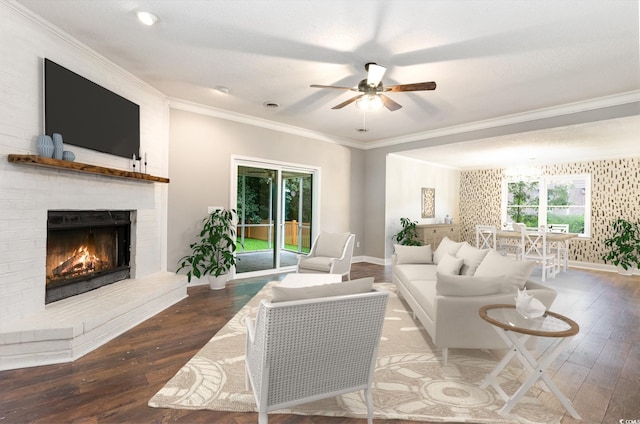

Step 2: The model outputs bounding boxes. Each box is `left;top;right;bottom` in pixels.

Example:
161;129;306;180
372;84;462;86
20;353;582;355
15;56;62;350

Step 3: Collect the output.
0;263;638;424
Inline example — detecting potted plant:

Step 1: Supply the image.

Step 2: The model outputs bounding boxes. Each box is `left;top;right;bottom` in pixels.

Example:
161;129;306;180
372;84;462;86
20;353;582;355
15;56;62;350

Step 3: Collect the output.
177;208;239;289
393;217;423;246
602;218;640;275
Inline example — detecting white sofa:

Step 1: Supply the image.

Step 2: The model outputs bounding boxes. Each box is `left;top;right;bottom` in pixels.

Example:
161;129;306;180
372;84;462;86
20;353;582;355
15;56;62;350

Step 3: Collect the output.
392;237;557;364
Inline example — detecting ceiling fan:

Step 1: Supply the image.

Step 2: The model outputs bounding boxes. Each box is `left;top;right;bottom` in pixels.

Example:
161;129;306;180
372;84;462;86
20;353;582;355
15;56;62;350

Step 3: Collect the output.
310;63;436;112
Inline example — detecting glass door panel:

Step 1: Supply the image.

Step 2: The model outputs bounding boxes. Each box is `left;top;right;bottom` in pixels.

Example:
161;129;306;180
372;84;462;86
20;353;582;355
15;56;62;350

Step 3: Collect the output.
236;165;278;273
281;170;313;267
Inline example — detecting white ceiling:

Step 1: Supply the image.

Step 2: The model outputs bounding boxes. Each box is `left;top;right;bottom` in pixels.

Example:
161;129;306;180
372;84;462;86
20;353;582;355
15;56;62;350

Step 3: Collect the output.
14;0;640;168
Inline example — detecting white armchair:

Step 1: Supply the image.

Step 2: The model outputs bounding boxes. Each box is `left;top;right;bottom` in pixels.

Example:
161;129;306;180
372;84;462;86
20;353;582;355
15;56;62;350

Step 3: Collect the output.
297;232;355;279
245;288;389;424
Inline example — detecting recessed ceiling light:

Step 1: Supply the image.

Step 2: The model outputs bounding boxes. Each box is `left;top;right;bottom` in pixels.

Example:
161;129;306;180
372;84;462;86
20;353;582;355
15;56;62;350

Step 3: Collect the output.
136;11;158;26
262;101;280;109
213;86;230;94
356;128;369;133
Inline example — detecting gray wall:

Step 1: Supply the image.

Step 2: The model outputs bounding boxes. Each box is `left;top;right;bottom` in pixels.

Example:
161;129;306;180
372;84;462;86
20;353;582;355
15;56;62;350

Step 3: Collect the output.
167;108;365;273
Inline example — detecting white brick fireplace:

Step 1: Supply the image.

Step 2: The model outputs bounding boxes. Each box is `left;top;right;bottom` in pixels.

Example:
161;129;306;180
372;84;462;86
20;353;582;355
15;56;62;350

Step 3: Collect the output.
0;2;187;370
0;162;188;371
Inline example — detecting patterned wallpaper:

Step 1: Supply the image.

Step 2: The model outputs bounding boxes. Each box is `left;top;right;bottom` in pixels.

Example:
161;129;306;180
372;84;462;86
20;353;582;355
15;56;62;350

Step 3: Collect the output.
459;158;640;265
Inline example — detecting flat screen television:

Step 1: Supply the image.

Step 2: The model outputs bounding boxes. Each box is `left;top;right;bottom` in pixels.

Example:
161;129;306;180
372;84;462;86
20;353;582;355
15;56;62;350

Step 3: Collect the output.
44;58;140;159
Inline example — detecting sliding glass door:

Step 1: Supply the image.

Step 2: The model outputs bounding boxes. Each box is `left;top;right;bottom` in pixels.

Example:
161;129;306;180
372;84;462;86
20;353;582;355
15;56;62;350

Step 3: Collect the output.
234;159;316;277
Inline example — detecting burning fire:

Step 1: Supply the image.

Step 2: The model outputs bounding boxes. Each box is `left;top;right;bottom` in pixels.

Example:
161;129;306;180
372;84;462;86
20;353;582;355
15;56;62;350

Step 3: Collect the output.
52;245;104;278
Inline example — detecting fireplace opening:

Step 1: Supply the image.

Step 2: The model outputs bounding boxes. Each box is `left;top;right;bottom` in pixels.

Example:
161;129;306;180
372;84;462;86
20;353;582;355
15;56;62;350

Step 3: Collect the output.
46;210;131;304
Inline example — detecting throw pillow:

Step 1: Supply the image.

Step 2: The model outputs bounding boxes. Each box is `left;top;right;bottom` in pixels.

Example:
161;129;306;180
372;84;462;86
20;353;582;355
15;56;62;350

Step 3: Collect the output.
314;232;350;258
455;242;490;276
394;244;433;264
474;250;536;291
435;272;507;296
433;236;464;264
271;276;374;303
435;253;464;275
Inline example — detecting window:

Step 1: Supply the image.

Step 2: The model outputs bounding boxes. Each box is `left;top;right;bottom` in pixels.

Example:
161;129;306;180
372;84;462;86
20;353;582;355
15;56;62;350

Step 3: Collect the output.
502;174;591;237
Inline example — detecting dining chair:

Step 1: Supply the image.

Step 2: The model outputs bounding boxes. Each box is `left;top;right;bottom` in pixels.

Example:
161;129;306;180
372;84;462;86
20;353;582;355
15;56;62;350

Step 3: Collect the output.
548;224;570;272
475;225;497;249
519;224;556;282
508;222;528;260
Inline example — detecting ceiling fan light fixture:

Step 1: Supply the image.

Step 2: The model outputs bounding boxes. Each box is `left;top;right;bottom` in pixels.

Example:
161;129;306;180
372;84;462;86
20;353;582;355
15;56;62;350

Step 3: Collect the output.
366;63;386;87
356;94;383;112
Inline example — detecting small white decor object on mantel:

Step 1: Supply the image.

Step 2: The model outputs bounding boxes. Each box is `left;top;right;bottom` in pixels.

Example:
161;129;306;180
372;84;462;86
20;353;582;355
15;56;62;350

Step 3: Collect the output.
515;288;546;319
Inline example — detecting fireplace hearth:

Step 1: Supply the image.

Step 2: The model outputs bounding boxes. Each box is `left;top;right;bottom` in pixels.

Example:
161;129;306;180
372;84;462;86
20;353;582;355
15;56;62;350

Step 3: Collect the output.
46;210;132;304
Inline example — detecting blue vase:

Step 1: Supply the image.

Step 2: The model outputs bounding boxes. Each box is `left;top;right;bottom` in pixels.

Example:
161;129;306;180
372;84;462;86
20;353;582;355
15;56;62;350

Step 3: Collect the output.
37;135;54;158
52;133;64;160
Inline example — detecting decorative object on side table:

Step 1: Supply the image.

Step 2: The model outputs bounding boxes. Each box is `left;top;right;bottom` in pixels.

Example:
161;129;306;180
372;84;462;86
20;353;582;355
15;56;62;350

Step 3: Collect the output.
37;134;54;158
515;288;546;318
62;151;75;161
602;217;640;275
52;133;64;159
177;208;240;290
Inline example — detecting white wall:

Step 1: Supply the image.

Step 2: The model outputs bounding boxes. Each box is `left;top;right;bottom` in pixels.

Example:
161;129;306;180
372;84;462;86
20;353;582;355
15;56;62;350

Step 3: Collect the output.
385;154;460;260
0;2;169;325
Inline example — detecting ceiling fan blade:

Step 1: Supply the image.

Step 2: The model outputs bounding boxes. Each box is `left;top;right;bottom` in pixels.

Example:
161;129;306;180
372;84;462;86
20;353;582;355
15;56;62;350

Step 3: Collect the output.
332;94;363;109
385;81;437;92
380;94;402;111
310;84;355;90
366;63;386;87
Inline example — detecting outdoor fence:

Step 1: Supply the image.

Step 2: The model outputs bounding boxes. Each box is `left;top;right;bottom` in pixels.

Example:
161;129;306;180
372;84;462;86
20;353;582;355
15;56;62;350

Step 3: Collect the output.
239;220;311;250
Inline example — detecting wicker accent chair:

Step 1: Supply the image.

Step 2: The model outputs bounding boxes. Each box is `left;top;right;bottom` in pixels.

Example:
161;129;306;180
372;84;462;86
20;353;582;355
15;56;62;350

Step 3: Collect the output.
297;232;355;280
245;288;389;424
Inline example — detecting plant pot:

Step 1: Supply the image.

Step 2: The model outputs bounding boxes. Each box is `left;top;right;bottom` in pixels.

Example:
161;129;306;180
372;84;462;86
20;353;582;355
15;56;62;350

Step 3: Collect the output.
208;274;229;290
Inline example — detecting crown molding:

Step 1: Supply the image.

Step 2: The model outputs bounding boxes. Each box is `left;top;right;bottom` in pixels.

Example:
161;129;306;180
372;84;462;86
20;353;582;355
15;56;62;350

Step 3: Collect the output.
171;91;640;152
168;98;363;148
363;90;640;150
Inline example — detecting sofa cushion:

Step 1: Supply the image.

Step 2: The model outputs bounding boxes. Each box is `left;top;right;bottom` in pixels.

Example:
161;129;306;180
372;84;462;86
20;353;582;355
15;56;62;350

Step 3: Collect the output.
394;264;438;283
474;250;536;291
314;232;350;258
394;244;433;264
455;242;490;276
271;277;373;303
436;253;464;275
406;280;437;319
435;272;507;296
433;236;464;264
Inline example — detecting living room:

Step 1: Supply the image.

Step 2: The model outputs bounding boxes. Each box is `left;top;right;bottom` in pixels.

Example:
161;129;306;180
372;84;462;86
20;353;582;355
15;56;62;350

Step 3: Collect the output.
1;0;639;422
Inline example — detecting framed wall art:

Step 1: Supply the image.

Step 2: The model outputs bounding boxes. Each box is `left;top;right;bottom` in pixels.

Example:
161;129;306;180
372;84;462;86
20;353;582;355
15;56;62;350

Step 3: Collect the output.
421;187;435;218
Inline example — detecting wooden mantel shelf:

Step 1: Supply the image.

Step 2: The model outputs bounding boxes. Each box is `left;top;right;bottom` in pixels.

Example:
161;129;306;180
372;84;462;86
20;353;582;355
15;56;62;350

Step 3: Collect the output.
7;154;170;183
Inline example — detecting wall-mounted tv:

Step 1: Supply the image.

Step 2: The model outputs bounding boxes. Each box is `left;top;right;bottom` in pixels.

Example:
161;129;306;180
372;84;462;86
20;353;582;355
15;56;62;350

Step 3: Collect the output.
44;58;140;159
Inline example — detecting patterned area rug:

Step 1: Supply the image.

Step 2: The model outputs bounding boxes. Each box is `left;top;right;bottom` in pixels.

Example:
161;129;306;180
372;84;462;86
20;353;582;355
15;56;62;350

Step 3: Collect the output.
149;282;560;423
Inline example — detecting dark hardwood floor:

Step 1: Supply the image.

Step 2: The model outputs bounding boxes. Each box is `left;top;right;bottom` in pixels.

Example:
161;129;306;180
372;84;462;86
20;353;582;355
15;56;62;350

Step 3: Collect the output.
0;263;638;424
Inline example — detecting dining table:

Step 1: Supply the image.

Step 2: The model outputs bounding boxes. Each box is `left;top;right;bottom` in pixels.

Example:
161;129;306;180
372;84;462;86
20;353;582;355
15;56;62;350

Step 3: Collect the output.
495;230;578;272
